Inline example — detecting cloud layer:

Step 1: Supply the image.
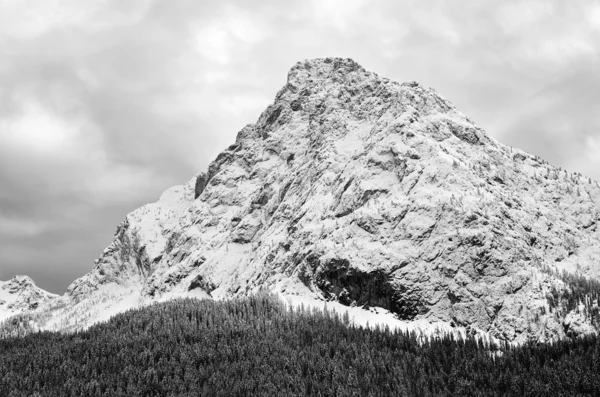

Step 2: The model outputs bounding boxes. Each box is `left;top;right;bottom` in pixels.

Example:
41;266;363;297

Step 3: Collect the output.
1;0;599;293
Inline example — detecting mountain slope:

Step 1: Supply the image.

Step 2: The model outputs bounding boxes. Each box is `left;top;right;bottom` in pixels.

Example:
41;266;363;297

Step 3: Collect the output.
3;296;600;396
4;58;600;342
0;276;57;323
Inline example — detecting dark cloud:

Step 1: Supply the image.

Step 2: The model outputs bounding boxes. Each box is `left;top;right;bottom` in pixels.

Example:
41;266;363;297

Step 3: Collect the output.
1;0;599;293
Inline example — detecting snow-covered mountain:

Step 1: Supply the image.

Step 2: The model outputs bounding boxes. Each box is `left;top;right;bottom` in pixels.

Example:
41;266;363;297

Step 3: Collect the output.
3;58;600;342
0;276;58;323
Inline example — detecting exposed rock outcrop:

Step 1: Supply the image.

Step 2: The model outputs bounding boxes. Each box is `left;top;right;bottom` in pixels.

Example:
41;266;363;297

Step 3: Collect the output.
194;172;208;199
0;276;57;323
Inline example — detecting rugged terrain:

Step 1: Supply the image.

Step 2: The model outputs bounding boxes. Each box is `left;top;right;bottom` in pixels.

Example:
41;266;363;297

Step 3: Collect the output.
0;276;57;323
3;58;600;343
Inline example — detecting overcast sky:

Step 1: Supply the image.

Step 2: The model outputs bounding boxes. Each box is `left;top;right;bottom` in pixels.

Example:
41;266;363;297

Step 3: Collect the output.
1;0;599;294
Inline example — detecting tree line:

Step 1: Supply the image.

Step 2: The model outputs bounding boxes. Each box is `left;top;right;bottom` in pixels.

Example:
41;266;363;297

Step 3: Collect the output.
1;294;599;396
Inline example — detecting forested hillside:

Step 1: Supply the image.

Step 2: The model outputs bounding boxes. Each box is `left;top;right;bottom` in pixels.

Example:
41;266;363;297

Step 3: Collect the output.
1;295;600;396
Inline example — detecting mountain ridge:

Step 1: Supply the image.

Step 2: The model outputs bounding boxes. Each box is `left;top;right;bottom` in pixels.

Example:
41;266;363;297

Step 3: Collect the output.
0;275;58;323
3;57;600;343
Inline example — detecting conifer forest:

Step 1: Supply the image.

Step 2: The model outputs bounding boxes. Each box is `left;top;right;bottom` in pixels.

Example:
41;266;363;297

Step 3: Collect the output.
1;295;600;396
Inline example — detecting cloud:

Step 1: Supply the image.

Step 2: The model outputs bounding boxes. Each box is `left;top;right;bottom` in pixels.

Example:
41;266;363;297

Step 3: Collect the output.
590;5;600;29
309;0;373;33
0;99;77;152
500;61;600;177
1;0;600;293
193;5;267;64
0;216;47;237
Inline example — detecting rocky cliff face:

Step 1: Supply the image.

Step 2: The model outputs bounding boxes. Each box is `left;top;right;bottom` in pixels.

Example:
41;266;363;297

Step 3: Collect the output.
4;58;600;342
0;276;58;323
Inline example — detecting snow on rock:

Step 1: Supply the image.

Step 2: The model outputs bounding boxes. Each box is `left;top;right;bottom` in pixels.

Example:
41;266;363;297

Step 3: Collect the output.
5;57;600;343
0;276;58;323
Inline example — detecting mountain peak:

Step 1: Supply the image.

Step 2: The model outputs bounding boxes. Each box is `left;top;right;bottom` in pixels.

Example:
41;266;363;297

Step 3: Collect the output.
288;57;365;80
3;60;600;343
269;57;488;153
0;276;57;322
286;57;426;94
8;275;35;286
1;275;38;294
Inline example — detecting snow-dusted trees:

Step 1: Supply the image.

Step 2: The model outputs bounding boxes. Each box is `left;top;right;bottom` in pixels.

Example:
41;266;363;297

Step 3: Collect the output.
1;294;600;396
